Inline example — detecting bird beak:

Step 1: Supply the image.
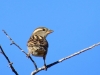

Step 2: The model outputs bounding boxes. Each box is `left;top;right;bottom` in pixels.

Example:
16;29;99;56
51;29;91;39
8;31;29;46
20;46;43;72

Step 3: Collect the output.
47;30;53;34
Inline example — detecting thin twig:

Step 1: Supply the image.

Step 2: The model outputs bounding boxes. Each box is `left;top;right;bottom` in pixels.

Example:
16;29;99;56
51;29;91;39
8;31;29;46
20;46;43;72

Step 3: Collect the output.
2;30;38;70
0;45;18;75
31;42;100;75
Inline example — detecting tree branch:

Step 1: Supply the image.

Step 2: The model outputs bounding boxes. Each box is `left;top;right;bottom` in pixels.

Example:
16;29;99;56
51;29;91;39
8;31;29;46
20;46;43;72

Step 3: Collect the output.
0;45;18;75
2;30;100;75
31;42;100;75
2;30;38;70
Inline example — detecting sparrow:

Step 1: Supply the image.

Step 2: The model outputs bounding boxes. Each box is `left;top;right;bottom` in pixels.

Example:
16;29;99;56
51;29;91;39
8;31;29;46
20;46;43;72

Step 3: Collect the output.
27;27;53;70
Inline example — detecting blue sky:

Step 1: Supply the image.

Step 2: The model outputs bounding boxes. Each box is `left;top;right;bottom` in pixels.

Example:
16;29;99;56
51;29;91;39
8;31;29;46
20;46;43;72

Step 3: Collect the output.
0;0;100;75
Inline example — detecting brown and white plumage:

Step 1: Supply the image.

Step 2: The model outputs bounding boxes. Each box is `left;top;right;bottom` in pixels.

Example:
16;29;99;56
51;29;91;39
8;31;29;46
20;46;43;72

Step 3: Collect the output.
27;27;53;70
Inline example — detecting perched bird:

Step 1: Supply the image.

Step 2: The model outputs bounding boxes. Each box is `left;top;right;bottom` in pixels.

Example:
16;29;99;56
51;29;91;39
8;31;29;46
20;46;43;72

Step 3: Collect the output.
27;27;53;70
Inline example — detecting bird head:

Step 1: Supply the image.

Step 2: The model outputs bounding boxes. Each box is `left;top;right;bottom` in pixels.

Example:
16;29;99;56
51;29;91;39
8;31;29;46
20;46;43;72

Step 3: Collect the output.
32;27;53;38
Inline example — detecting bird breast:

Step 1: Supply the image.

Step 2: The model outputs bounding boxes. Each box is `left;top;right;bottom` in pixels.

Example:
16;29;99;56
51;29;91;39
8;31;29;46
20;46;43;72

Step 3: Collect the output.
28;46;46;57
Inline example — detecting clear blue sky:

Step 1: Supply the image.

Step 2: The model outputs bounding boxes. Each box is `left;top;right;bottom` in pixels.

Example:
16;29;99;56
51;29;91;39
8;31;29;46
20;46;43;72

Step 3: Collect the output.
0;0;100;75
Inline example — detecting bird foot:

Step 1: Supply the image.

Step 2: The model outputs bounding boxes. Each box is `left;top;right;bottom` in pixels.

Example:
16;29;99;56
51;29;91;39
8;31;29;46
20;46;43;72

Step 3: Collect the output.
26;53;30;58
44;64;47;71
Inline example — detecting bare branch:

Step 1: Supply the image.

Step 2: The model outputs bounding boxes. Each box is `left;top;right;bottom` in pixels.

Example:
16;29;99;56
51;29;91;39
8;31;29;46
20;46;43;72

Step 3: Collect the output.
2;30;38;70
31;42;100;75
0;45;18;75
2;29;100;75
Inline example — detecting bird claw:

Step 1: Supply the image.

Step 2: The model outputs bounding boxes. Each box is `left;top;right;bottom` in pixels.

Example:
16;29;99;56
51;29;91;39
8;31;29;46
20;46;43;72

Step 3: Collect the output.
44;64;47;71
26;53;30;58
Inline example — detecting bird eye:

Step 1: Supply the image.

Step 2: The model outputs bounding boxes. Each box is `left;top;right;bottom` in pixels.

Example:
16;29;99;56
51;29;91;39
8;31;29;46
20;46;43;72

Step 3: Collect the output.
42;28;45;31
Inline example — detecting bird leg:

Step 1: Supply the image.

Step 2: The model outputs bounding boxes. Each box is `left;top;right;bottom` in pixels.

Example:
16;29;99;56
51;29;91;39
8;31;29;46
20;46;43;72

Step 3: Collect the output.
43;56;47;70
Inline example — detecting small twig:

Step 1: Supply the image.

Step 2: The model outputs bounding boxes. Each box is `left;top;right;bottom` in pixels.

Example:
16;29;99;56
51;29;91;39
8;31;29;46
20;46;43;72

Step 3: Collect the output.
0;45;18;75
2;30;38;70
31;42;100;75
